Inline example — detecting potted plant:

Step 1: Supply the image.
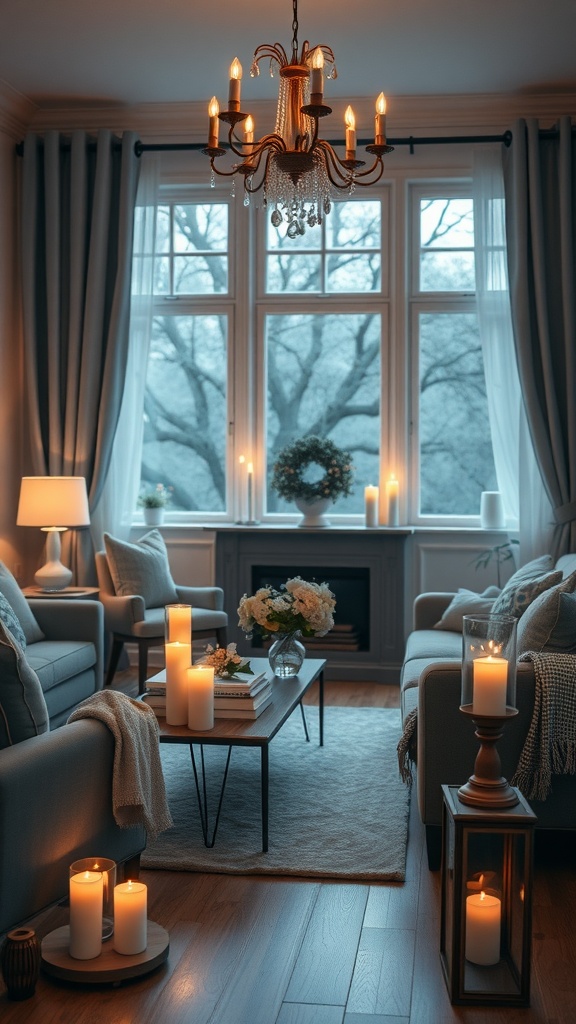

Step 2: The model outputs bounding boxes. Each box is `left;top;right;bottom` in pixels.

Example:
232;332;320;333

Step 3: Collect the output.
137;483;172;526
271;436;354;527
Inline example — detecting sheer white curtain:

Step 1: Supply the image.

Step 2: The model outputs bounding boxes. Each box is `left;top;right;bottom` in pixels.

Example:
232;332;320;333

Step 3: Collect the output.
473;147;552;562
91;153;159;548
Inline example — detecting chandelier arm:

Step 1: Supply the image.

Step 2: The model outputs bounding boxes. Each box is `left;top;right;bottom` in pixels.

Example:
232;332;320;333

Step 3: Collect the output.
315;141;357;187
252;43;289;68
209;158;242;181
345;157;385;183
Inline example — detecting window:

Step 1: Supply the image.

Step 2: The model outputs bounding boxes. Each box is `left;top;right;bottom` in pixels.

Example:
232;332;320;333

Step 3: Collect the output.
410;186;497;519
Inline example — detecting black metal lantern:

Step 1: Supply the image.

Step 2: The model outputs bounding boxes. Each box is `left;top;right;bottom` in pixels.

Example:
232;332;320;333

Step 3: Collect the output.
440;784;536;1006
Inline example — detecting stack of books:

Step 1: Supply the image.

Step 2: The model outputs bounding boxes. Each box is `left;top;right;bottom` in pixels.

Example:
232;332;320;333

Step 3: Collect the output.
141;670;273;721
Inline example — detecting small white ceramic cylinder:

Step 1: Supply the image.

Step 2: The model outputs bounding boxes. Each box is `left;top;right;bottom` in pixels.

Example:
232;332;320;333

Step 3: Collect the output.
480;491;505;529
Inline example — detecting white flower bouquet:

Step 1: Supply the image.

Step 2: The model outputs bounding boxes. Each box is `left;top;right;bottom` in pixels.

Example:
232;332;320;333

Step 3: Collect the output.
201;642;254;679
237;576;336;639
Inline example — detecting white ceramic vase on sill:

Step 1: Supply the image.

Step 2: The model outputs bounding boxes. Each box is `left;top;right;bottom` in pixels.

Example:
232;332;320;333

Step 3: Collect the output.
294;497;331;528
143;507;165;527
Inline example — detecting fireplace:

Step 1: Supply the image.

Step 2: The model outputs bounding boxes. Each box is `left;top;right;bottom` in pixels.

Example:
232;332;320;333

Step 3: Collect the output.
215;526;412;684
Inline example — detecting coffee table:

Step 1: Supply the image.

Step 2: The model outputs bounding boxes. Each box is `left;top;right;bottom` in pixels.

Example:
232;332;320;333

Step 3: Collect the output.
149;657;325;853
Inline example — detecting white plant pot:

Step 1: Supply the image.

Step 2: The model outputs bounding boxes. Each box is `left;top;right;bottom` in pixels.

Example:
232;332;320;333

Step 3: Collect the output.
294;497;332;528
143;507;165;527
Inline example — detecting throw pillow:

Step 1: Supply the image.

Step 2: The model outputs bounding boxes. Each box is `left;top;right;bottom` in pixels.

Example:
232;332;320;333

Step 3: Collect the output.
0;561;44;644
517;571;576;655
104;530;179;608
0;619;49;749
434;588;500;632
0;592;27;649
491;554;561;619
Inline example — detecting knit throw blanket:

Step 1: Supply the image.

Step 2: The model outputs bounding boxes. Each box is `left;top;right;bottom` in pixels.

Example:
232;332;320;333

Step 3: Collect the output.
511;652;576;801
397;706;418;785
68;690;173;840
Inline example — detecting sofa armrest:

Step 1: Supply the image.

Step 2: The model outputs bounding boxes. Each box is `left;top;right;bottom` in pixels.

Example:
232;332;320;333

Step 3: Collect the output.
29;600;104;690
176;585;225;611
98;592;147;632
413;592;456;630
0;720;146;934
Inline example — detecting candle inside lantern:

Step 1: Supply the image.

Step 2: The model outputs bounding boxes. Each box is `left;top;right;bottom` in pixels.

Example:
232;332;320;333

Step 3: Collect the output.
69;870;103;960
465;890;501;965
187;664;215;731
345;106;356;160
208;96;220;149
386;474;399;526
473;655;508;716
165;604;192;645
165;641;192;725
113;880;148;955
375;92;387;144
228;57;242;110
310;47;324;100
364;485;379;528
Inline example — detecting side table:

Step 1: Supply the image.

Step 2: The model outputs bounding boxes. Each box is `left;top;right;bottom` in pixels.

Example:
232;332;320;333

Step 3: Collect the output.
22;586;100;600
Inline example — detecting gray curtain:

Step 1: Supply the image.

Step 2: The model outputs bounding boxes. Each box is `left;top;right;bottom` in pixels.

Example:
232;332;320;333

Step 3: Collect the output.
503;116;576;559
20;129;140;583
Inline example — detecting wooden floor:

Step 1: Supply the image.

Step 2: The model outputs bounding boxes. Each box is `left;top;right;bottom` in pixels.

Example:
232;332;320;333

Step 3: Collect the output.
2;676;575;1023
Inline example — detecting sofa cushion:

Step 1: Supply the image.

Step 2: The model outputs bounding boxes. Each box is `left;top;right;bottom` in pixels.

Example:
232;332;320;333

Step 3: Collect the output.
0;561;44;644
26;640;97;693
0;620;49;748
517;571;576;655
434;587;500;632
404;628;463;666
0;592;27;649
104;529;179;609
401;655;461;692
491;554;562;618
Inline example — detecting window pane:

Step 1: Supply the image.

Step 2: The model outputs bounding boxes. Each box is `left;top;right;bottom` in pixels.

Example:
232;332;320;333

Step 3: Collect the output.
267;219;322;251
142;315;227;512
266;253;321;293
154;206;170;253
420;198;474;248
418;312;497;515
326;201;381;248
420;251;475;291
174;255;228;294
327;252;381;292
173;204;227;252
265;313;381;514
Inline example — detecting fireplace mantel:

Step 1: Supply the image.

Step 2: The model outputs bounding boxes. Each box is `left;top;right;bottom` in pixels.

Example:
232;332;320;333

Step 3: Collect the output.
213;525;413;684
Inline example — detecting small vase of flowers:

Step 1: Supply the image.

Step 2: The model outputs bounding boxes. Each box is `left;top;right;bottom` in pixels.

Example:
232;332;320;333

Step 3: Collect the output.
237;576;336;677
271;436;353;527
201;643;254;679
138;483;172;525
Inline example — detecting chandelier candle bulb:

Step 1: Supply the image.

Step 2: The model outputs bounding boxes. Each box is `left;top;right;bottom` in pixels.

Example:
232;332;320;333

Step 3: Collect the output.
473;656;508;717
386;474;399;526
69;871;103;961
228;57;242;110
375;92;387;144
344;105;356;160
310;47;324;101
364;485;379;528
165;641;192;725
113;881;147;956
187;664;215;731
465;891;501;966
208;96;220;148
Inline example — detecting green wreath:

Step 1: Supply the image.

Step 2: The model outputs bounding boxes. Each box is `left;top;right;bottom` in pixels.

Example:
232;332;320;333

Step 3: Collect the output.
271;436;354;503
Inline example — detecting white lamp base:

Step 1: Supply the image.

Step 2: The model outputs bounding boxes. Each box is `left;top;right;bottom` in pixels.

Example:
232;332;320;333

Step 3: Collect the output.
34;528;73;591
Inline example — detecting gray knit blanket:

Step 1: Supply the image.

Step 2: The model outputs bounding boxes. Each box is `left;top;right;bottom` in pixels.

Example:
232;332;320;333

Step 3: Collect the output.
511;652;576;801
68;690;173;839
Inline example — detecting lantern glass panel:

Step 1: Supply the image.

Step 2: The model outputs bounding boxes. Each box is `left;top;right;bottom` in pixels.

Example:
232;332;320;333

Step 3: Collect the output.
461;614;517;713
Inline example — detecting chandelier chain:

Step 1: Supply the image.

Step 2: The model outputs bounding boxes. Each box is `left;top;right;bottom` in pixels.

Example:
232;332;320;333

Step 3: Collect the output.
291;0;299;60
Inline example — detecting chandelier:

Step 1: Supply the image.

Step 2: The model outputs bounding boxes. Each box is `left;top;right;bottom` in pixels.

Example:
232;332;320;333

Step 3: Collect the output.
203;0;394;237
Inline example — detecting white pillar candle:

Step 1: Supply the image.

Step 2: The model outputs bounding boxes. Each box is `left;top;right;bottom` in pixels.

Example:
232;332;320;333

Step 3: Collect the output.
187;664;215;731
247;461;254;523
166;604;192;644
386;474;399;526
364;485;379;528
69;870;103;960
113;880;148;955
465;891;501;965
165;641;192;725
473;656;508;716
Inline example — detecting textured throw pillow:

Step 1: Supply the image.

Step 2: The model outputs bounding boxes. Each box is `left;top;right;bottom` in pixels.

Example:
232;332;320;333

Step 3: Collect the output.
491;554;561;618
517;571;576;655
0;592;27;649
0;619;49;749
434;588;500;632
0;561;44;644
104;530;179;608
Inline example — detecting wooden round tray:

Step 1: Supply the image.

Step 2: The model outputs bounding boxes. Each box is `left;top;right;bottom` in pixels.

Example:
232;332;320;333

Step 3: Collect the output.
41;921;169;984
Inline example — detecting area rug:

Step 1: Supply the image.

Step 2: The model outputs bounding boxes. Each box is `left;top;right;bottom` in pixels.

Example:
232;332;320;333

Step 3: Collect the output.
141;707;410;881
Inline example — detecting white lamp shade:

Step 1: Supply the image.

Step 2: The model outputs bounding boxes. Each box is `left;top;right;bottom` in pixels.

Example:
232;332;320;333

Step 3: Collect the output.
17;476;90;528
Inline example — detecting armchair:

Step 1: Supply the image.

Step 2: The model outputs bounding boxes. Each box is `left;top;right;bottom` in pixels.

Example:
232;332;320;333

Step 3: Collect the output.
96;548;228;694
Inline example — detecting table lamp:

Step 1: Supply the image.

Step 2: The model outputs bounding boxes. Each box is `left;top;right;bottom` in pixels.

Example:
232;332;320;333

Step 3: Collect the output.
16;476;90;591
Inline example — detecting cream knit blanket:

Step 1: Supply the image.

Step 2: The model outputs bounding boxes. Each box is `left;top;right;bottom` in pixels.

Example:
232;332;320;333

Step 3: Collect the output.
68;690;173;839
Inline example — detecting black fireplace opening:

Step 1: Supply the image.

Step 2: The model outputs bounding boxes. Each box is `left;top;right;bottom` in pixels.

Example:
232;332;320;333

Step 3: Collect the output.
250;564;370;652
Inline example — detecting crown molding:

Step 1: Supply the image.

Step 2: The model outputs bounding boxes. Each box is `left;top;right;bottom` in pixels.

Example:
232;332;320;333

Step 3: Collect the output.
0;79;38;140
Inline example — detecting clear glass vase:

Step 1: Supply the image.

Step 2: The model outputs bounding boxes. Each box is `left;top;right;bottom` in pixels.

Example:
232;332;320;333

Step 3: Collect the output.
268;631;305;677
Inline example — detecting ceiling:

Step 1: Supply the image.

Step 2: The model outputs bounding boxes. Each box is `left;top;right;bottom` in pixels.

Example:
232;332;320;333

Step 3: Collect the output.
2;0;576;110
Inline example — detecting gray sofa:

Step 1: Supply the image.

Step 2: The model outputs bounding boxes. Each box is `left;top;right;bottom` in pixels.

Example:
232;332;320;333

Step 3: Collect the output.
401;553;576;869
0;568;146;934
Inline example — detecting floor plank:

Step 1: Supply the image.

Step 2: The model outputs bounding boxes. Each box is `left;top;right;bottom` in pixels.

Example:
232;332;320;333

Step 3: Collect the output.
277;1004;344;1024
347;927;415;1018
